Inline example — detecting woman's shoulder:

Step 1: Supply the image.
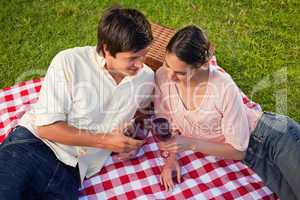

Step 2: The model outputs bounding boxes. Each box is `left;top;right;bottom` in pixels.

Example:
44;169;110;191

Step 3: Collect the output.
155;66;169;85
209;66;236;89
207;66;243;107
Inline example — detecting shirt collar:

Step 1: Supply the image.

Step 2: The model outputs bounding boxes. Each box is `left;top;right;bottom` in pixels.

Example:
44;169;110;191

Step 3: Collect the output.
94;48;106;70
94;47;142;85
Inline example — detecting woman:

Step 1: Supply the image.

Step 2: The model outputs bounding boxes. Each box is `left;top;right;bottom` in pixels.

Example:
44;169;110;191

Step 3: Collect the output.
154;25;300;199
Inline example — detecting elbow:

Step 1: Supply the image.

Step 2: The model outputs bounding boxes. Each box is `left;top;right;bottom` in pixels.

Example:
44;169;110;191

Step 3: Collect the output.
36;121;66;140
233;150;246;160
36;126;49;139
36;122;59;139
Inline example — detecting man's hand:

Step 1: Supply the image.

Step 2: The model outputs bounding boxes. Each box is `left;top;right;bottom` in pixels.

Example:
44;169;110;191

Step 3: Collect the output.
36;121;145;153
160;156;181;191
99;127;145;153
116;149;138;161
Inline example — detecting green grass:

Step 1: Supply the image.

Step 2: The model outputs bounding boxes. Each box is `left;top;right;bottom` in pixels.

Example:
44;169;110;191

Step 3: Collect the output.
0;0;299;122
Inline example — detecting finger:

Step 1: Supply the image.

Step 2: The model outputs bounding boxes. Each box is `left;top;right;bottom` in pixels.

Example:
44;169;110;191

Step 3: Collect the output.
167;180;172;192
122;141;140;153
127;137;145;147
118;153;129;160
124;151;135;158
117;154;124;159
128;151;136;157
165;179;169;192
164;177;168;191
164;142;177;148
160;175;163;186
160;141;176;148
176;166;181;183
160;145;178;153
168;178;174;192
174;129;181;135
163;173;171;191
118;156;127;161
124;144;136;153
158;142;171;150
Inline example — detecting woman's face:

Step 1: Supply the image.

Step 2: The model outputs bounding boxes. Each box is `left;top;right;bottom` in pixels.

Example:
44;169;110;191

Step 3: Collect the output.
164;53;196;83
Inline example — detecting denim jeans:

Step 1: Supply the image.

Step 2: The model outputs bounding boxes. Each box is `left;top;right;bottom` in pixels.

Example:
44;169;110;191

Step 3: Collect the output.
0;126;80;200
243;112;300;200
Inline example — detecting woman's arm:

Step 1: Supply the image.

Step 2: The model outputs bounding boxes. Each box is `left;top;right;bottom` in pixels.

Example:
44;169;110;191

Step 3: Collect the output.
160;135;246;160
190;137;246;160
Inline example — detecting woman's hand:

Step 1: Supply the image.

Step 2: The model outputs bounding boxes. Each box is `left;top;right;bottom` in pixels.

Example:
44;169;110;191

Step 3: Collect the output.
159;135;197;154
158;128;181;154
160;156;181;191
158;137;179;154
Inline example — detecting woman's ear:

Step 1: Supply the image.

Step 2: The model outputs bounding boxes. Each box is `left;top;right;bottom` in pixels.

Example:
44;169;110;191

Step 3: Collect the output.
208;42;215;56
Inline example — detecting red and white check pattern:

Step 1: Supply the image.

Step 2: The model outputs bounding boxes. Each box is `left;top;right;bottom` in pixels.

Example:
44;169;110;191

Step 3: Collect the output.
0;78;43;142
79;136;277;200
0;57;278;199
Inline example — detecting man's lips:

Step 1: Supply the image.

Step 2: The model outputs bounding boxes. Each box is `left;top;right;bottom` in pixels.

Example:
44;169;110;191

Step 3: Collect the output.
128;68;139;72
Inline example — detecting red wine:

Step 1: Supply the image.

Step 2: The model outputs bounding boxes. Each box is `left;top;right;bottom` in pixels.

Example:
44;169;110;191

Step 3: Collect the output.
123;117;150;140
152;117;172;142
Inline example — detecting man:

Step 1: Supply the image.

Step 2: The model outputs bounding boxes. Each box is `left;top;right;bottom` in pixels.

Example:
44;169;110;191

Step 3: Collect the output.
0;6;154;199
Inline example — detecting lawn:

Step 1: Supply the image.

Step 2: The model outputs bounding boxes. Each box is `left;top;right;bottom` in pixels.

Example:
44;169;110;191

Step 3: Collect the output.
0;0;299;122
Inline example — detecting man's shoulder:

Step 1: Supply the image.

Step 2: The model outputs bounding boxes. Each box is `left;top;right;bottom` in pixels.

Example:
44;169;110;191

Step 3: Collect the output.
48;46;96;74
139;64;155;81
55;46;94;58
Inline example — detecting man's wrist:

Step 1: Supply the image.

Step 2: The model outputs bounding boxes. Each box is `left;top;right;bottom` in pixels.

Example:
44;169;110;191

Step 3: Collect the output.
94;133;110;149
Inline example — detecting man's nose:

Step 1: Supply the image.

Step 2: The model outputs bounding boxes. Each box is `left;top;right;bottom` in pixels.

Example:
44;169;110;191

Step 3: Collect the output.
134;57;145;68
134;60;143;68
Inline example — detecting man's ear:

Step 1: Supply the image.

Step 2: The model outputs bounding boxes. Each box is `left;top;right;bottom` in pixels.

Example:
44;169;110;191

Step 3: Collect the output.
103;44;111;58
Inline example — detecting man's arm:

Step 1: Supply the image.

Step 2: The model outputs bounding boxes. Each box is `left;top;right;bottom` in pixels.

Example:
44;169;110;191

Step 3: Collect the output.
37;121;144;153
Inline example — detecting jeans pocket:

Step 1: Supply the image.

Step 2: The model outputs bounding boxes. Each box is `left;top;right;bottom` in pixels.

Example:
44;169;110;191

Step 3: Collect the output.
243;134;266;167
287;119;300;142
0;127;40;150
0;139;40;150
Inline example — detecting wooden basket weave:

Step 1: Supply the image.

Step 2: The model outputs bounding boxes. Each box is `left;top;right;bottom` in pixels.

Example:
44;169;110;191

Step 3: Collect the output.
145;23;176;71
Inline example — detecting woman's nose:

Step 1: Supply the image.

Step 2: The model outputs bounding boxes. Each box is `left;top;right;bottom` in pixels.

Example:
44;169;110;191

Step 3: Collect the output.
169;71;177;81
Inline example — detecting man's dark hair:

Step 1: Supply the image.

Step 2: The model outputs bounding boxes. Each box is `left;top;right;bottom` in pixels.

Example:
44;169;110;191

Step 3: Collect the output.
166;25;212;68
96;6;153;57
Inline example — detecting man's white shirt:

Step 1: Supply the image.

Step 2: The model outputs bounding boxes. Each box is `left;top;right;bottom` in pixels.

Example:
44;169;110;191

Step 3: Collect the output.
19;46;155;182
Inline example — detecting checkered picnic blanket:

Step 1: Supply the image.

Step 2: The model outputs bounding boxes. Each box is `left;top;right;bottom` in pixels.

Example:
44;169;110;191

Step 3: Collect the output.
0;57;278;199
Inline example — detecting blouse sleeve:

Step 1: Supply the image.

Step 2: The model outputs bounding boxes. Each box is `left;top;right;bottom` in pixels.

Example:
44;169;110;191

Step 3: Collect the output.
221;81;251;151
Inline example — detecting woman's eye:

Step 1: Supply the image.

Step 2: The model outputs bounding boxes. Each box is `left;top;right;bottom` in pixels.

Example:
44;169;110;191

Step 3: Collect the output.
176;72;187;76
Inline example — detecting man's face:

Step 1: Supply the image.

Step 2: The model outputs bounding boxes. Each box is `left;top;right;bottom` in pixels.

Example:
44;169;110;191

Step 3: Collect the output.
104;47;149;76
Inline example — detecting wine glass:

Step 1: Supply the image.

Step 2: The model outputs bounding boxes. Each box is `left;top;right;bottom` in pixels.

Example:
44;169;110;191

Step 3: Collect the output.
122;116;150;158
123;116;150;140
151;117;172;159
